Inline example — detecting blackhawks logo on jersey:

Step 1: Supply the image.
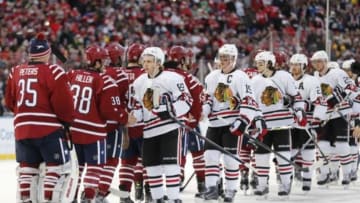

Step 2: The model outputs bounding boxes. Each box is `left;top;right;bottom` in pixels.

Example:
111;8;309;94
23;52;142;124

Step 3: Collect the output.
320;83;333;96
214;82;233;102
261;86;282;106
143;88;154;111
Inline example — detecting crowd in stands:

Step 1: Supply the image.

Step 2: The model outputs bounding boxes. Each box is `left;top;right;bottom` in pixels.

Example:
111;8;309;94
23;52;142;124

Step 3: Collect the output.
1;0;360;115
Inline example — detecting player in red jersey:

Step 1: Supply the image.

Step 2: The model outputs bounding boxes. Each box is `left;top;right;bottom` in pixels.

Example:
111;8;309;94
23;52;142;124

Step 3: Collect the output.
5;33;75;202
117;43;149;202
68;45;135;202
95;42;130;202
164;45;206;196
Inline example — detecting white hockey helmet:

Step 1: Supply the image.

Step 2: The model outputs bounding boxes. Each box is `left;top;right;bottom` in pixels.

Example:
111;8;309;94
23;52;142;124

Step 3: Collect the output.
254;51;276;66
327;61;339;69
289;53;308;67
141;47;165;65
218;44;238;61
310;50;328;61
342;59;355;70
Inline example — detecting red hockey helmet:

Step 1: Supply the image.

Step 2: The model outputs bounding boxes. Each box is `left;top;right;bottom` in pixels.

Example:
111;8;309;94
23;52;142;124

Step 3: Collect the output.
168;45;188;62
85;45;108;64
106;42;125;63
274;51;288;68
127;43;145;62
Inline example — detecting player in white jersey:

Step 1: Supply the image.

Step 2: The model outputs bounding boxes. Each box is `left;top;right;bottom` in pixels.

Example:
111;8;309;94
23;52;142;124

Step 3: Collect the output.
131;47;192;203
201;44;265;202
310;50;358;186
289;53;327;191
251;51;307;197
341;59;360;182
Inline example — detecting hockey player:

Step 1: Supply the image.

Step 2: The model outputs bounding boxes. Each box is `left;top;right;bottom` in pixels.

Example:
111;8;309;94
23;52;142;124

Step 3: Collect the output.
4;33;75;202
341;59;359;182
68;45;135;202
95;42;129;202
289;53;327;191
200;44;264;202
117;43;147;203
164;45;206;196
310;50;358;187
251;51;307;197
131;47;193;203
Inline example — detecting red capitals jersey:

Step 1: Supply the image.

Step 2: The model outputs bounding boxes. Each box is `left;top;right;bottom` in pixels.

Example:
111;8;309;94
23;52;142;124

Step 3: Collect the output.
104;66;129;132
243;67;259;79
5;63;74;140
68;69;128;144
123;66;144;138
165;67;204;127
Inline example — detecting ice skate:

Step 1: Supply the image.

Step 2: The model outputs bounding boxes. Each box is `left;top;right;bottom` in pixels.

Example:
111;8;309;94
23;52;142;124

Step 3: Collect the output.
302;180;311;193
223;190;236;203
342;173;351;189
277;183;291;200
240;170;249;194
199;186;219;201
95;194;110;203
134;181;144;202
144;184;152;203
254;186;269;200
194;181;206;198
120;197;134;203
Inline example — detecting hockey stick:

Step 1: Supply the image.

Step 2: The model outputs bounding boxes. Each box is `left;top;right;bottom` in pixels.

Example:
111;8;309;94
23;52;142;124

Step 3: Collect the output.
216;116;307;172
303;128;330;164
51;44;67;63
180;171;195;192
241;131;309;172
170;116;256;171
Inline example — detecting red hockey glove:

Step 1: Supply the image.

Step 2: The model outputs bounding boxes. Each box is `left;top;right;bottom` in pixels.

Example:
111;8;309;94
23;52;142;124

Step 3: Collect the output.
294;108;307;127
229;116;250;136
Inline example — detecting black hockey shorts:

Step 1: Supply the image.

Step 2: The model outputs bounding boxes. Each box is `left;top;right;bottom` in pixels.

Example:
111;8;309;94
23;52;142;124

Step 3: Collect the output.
317;117;348;145
142;129;181;167
291;128;315;150
255;129;291;154
204;126;239;154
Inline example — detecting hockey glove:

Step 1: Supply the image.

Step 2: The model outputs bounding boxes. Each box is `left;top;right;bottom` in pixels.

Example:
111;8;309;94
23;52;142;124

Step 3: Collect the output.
152;93;175;120
327;86;347;108
252;116;268;142
229;116;250;136
294;108;307;127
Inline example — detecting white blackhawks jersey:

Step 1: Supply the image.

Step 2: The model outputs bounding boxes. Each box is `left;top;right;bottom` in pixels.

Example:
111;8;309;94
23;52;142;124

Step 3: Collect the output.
132;70;192;138
251;70;303;128
203;68;259;127
314;68;354;119
294;74;327;126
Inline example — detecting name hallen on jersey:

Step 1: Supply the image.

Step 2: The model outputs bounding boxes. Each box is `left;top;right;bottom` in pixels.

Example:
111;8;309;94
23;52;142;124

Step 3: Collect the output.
68;69;127;144
5;63;74;140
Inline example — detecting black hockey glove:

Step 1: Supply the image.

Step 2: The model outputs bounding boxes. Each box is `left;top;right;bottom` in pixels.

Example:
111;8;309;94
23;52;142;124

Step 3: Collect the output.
230;116;250;136
252;116;268;142
327;86;346;108
153;92;175;120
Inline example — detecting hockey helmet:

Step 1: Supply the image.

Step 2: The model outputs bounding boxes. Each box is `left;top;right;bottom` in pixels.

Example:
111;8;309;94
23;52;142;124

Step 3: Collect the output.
127;43;145;62
218;44;238;61
168;45;188;62
310;50;328;61
85;45;108;64
342;59;355;70
254;51;276;67
141;47;165;65
106;42;125;63
289;54;308;67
